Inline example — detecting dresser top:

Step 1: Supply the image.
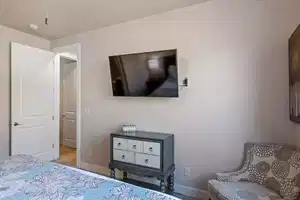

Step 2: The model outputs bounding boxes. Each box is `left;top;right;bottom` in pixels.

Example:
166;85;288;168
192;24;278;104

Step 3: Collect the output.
111;131;173;140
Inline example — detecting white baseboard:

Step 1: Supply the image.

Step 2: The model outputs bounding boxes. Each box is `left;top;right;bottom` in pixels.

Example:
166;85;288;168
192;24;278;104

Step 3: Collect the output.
127;173;208;199
80;162;208;199
175;184;208;199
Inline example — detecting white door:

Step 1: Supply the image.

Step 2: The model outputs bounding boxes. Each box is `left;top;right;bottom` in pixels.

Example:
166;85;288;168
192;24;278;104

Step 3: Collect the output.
11;43;59;161
62;63;77;148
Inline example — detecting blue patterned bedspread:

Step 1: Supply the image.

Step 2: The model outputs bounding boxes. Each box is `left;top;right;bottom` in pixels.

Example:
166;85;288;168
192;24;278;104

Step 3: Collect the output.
0;155;179;200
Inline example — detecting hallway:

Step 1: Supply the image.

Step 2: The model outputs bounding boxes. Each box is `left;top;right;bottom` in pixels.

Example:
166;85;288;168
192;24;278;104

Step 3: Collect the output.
57;145;76;167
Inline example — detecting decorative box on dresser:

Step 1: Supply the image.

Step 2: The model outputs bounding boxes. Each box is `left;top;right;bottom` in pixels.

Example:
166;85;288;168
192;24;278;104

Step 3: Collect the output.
109;131;175;193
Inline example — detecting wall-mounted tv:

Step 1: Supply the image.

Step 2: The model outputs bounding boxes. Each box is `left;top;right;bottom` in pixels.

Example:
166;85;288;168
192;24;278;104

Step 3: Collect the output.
109;49;178;97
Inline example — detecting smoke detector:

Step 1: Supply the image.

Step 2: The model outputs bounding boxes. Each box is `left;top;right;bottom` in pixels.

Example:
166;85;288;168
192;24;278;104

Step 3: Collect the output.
29;24;39;30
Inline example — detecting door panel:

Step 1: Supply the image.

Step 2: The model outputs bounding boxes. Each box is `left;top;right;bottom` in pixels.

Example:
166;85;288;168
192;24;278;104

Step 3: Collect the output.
62;117;76;148
12;126;54;160
62;63;77;148
11;43;57;161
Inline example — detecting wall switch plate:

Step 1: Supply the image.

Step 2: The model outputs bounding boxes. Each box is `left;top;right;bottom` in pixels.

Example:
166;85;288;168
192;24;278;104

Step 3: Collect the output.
184;167;190;176
85;108;90;114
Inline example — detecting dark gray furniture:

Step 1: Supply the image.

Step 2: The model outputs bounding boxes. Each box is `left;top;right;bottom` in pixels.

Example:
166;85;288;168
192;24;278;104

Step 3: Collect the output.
109;131;175;192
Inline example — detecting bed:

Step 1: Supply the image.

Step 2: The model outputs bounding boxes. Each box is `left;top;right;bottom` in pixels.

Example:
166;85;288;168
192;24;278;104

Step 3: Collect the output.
0;155;180;200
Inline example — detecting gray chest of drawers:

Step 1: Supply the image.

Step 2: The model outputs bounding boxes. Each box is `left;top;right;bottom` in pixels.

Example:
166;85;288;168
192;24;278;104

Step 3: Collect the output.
109;131;175;192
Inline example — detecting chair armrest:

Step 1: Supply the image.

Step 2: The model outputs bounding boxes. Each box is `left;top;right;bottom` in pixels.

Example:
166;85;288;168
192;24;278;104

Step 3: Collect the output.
216;168;249;182
217;148;252;182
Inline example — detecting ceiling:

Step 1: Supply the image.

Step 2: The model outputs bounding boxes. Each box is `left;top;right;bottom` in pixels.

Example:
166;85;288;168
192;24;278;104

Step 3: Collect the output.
0;0;206;40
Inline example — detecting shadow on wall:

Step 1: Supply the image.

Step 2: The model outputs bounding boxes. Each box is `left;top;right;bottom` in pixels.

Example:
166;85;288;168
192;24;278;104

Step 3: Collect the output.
253;36;294;143
83;135;110;166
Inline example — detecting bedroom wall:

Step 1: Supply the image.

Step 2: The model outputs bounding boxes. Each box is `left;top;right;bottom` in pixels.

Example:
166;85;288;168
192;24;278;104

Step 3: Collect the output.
0;25;50;159
51;0;300;189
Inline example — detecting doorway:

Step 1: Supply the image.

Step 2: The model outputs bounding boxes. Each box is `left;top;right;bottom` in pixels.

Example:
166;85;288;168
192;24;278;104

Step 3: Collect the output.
57;57;77;166
53;43;82;168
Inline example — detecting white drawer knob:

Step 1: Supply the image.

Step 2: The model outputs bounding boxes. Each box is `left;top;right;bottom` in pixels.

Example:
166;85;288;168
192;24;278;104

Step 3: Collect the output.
149;147;153;152
122;155;125;159
133;145;136;149
145;159;149;164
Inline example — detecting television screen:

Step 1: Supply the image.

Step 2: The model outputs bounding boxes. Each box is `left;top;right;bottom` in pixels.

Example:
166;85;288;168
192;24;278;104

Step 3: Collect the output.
109;49;178;97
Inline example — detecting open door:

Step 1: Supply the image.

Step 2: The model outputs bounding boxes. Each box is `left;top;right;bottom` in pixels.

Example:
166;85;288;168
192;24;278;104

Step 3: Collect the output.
11;43;59;161
62;62;77;148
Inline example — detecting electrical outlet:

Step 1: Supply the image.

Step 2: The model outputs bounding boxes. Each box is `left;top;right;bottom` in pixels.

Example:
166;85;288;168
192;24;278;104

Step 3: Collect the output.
184;167;191;176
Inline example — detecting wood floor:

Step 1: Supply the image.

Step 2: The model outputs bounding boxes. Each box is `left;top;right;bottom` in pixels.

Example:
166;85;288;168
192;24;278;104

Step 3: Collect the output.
57;145;76;166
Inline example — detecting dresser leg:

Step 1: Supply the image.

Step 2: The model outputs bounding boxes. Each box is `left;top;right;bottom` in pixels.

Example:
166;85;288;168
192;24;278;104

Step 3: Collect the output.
168;173;175;192
110;168;115;179
123;172;128;180
160;180;166;193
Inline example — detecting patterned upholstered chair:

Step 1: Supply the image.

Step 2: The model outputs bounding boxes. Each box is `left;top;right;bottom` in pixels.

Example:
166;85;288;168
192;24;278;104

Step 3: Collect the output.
208;143;300;200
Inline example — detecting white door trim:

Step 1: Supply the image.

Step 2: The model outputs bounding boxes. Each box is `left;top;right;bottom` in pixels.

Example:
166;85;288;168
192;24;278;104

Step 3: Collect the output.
53;43;82;168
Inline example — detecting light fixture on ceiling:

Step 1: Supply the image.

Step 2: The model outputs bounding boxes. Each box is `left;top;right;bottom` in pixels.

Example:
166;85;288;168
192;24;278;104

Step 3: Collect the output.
45;11;48;26
44;0;49;27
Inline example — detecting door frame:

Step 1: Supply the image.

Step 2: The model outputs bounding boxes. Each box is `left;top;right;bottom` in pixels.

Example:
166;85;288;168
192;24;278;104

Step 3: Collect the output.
53;43;82;168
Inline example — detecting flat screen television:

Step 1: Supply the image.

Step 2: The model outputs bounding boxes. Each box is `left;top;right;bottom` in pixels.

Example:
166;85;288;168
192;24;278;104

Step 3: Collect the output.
109;49;179;97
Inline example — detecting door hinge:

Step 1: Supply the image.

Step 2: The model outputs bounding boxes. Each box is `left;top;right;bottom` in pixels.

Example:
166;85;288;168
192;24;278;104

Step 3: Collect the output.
52;116;54;120
52;144;54;148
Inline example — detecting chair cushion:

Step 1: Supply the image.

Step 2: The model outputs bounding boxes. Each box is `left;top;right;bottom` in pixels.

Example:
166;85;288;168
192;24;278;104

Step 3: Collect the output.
208;180;282;200
241;144;300;199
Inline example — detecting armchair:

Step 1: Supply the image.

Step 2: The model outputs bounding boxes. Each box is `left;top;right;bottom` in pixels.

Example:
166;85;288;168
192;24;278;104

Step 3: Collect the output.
208;143;300;200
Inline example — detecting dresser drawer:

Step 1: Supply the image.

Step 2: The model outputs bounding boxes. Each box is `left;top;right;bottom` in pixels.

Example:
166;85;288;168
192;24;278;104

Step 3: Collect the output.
127;140;143;153
135;153;160;169
113;138;128;150
113;150;134;163
143;141;161;156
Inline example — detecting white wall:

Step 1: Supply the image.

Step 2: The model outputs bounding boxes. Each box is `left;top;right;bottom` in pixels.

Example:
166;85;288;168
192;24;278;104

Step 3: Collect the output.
0;25;50;159
51;0;300;188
